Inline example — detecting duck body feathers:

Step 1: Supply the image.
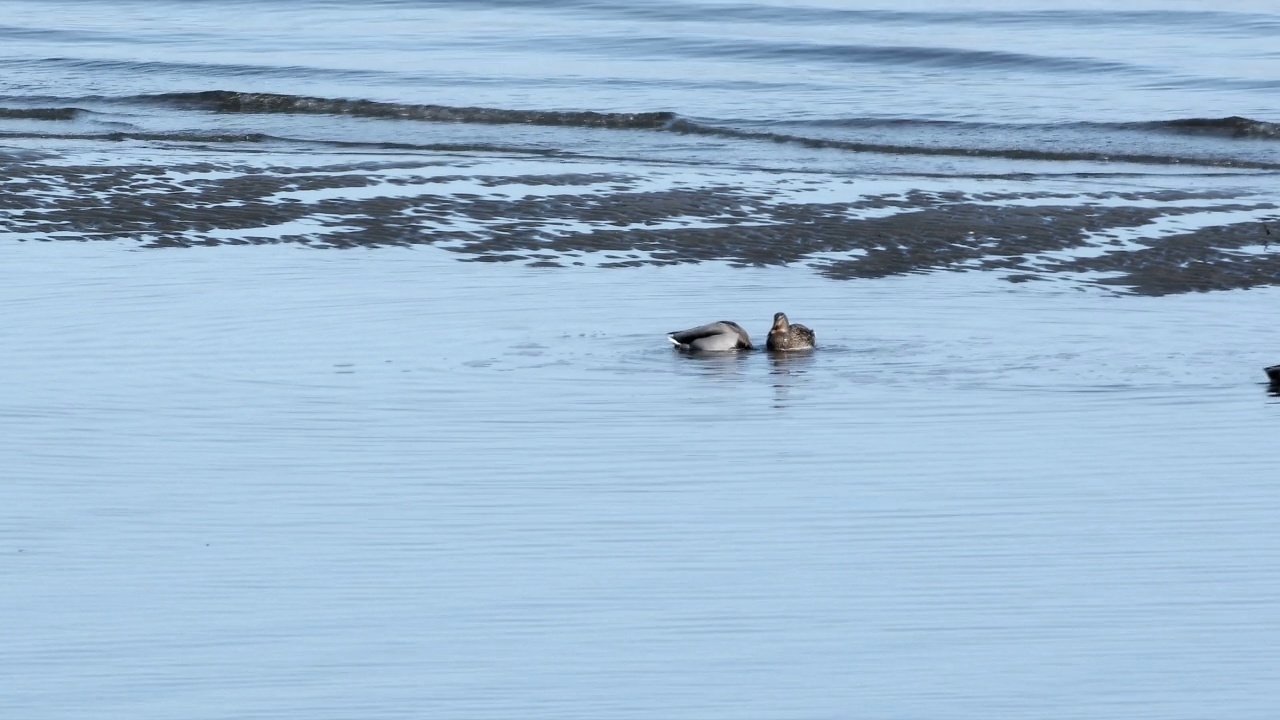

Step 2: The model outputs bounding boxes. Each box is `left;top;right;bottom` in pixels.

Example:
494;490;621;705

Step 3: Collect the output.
668;321;753;352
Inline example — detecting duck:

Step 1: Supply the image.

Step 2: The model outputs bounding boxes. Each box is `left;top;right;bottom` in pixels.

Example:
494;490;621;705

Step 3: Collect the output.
766;312;815;351
1266;365;1280;385
667;321;752;352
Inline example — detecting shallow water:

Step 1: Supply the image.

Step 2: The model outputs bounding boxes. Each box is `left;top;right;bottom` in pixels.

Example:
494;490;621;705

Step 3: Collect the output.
4;241;1280;719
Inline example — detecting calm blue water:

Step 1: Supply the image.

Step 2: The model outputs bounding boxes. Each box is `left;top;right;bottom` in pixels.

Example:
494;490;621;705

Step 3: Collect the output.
3;2;1280;719
4;242;1280;719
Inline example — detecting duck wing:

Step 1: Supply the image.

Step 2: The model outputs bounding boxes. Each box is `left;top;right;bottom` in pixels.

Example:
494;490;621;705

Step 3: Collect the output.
793;323;816;346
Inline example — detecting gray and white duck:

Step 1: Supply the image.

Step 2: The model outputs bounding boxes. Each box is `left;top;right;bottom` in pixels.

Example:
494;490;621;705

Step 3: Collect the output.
667;321;753;352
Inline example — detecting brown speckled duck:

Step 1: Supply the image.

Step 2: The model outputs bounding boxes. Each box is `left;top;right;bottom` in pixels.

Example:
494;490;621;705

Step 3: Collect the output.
667;321;753;352
766;312;815;351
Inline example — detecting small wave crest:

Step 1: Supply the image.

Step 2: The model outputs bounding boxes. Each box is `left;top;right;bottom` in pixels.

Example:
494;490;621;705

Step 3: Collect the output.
664;118;1280;169
786;115;1280;140
1149;116;1280;139
0;107;82;121
149;91;676;130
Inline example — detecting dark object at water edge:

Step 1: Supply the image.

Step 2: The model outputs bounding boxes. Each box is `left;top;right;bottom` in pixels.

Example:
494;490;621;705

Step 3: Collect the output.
1266;365;1280;385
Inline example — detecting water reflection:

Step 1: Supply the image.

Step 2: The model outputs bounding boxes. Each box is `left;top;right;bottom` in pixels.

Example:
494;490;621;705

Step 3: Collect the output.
670;348;752;376
768;350;815;408
768;349;816;374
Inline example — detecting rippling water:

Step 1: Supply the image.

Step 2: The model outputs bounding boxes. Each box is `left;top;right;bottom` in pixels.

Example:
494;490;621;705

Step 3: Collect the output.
4;2;1280;718
3;0;1280;170
5;0;1280;122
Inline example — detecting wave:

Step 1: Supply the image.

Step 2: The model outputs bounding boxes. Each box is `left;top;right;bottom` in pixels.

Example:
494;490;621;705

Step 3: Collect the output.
1145;116;1280;139
662;119;1280;169
0;107;83;120
139;92;1280;169
788;115;1280;139
5;91;1278;170
150;91;676;130
0;127;574;157
0;129;277;144
492;35;1148;75
148;91;1280;139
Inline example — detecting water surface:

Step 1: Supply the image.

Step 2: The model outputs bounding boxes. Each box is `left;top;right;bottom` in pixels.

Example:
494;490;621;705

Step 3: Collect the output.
4;242;1280;719
3;1;1280;717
